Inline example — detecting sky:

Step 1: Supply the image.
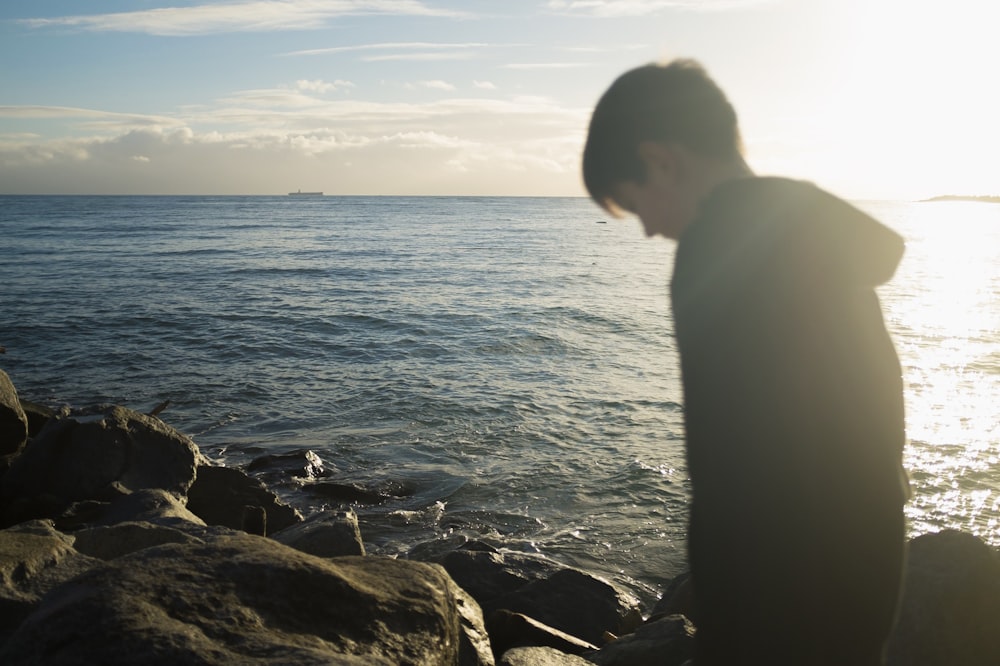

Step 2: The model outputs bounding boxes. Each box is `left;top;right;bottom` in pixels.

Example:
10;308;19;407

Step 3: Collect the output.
1;0;998;199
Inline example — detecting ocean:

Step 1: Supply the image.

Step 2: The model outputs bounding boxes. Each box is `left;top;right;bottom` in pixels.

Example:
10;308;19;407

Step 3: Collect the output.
1;194;998;606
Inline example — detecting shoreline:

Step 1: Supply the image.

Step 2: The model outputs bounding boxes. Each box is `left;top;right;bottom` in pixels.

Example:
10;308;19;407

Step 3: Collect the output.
4;369;1000;663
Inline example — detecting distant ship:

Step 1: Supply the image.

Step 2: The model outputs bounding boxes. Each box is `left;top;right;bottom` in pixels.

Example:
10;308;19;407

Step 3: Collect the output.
288;190;323;196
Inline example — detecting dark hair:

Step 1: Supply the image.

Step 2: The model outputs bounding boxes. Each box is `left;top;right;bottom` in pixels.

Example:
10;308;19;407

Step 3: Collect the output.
582;59;742;211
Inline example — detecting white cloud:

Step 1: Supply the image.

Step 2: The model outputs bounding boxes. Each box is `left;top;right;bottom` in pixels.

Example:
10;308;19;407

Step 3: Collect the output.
0;106;186;131
405;80;457;91
502;63;589;70
0;86;590;195
364;51;478;62
545;0;773;16
473;81;496;90
296;79;354;93
19;1;465;37
284;42;490;57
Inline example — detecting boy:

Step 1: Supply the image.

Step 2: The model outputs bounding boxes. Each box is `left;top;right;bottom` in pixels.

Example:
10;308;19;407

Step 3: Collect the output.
583;60;909;665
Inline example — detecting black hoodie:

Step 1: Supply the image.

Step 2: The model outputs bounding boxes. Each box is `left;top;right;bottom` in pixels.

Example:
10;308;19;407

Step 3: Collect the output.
671;177;908;522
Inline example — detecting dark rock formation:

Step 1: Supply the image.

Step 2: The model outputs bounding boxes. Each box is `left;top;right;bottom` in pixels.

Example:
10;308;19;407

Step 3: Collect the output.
434;542;564;608
584;614;695;665
0;370;28;458
486;608;599;658
888;529;1000;666
484;568;642;646
186;463;302;535
1;406;202;526
18;400;57;440
0;520;98;643
271;508;365;558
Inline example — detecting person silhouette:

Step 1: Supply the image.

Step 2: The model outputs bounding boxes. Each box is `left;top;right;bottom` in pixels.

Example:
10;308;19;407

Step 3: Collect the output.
583;59;909;665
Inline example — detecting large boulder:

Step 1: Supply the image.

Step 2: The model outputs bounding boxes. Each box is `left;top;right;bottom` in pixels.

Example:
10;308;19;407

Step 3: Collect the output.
484;568;642;647
431;542;641;649
271;508;365;557
888;529;1000;666
434;542;564;608
1;406;201;521
584;614;695;666
0;520;99;642
186;464;301;535
71;521;203;561
0;370;28;458
486;609;598;658
1;532;490;665
499;646;595;666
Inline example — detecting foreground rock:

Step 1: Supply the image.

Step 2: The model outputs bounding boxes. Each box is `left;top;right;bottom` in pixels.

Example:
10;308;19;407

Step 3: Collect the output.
0;370;28;459
186;464;301;535
3;370;1000;665
0;520;98;644
1;532;490;665
888;529;1000;666
1;406;202;526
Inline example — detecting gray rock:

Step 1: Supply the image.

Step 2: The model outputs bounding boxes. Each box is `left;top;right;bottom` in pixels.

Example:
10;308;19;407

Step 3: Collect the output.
649;571;694;623
18;400;57;439
486;608;598;658
435;544;563;608
584;614;695;666
0;520;99;642
72;521;202;560
499;646;595;666
0;370;28;457
1;406;201;509
486;568;643;646
456;581;497;666
1;532;483;665
186;464;301;535
271;508;365;557
98;487;206;527
888;529;1000;666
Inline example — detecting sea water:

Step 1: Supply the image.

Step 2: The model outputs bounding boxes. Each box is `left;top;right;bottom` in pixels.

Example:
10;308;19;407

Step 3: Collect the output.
1;194;998;605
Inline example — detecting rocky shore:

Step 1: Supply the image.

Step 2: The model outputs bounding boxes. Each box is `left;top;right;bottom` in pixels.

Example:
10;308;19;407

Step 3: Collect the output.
2;367;1000;665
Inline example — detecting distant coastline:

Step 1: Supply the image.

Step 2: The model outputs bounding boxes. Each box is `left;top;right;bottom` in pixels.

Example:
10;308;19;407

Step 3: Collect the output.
921;194;1000;204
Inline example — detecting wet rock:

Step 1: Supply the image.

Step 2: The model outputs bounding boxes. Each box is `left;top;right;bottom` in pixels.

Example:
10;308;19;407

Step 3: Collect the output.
1;533;484;665
246;449;330;484
186;464;301;535
888;529;1000;666
649;571;695;622
0;370;28;457
72;521;203;561
485;568;643;646
55;487;206;533
303;478;414;505
434;542;563;608
486;608;598;658
0;520;99;642
271;508;365;557
584;614;696;666
456;581;497;666
1;406;201;516
18;400;57;439
499;646;595;666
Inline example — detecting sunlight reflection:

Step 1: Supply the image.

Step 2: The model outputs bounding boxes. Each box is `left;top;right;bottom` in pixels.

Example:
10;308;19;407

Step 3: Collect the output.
875;201;1000;544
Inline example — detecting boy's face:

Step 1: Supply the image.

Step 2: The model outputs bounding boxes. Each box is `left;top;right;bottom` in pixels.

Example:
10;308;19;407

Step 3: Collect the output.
611;143;695;240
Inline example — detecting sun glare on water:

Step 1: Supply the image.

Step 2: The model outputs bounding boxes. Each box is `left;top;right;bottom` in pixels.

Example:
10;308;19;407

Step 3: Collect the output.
880;201;1000;541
